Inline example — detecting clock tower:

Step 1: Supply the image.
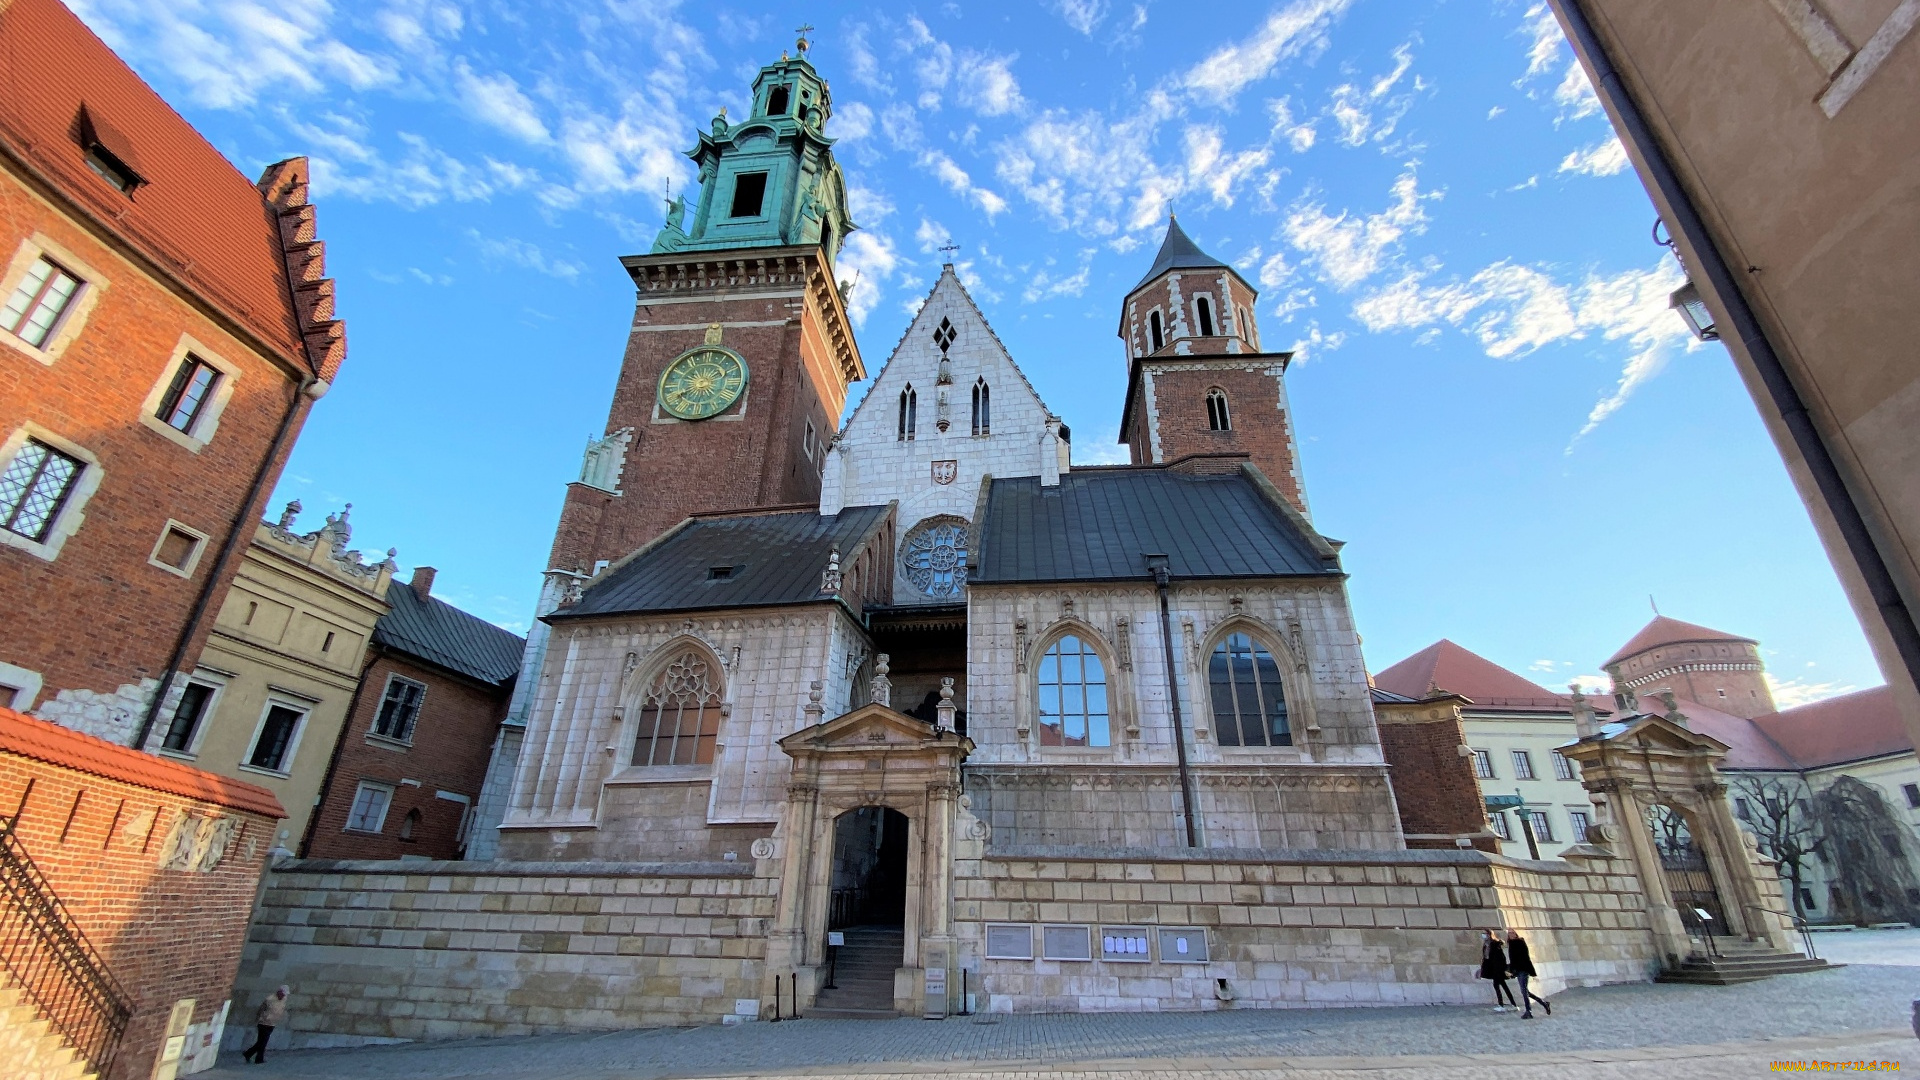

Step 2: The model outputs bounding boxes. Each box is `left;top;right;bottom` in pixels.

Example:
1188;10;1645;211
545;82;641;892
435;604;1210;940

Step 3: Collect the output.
544;36;866;586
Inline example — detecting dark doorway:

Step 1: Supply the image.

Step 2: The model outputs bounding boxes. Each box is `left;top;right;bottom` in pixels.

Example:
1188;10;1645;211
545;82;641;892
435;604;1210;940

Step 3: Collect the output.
1646;805;1727;935
829;806;908;928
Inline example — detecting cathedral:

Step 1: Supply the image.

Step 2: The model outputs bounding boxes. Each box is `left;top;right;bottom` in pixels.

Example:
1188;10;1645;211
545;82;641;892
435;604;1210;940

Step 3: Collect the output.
233;43;1805;1037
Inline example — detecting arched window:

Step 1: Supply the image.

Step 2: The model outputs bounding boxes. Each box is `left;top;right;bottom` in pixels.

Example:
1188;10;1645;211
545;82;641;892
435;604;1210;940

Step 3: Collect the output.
1037;635;1110;747
1195;295;1215;337
898;385;917;441
1208;632;1290;746
767;84;790;115
399;808;421;841
1148;310;1164;352
1206;388;1231;431
632;650;724;766
971;377;990;435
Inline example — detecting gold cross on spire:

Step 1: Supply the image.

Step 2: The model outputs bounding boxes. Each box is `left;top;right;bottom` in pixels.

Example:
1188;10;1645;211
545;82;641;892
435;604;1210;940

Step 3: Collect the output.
795;23;814;53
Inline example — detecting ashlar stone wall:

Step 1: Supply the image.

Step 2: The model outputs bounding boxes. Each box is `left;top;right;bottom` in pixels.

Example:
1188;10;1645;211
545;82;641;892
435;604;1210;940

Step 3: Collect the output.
230;858;773;1048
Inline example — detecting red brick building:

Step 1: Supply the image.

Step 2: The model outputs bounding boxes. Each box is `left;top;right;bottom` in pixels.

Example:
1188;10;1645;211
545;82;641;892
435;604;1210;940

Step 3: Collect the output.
0;0;344;750
0;705;284;1079
302;567;523;861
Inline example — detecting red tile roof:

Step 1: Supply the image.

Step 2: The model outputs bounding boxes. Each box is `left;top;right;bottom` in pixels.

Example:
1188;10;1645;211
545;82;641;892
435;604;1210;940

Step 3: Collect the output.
1657;696;1799;770
0;0;341;377
1373;640;1585;713
1751;686;1910;770
0;707;285;819
1604;615;1756;668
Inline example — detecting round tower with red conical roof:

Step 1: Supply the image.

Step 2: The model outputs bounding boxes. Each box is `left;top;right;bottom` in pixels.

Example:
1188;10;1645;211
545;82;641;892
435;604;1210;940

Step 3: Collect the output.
1603;615;1775;718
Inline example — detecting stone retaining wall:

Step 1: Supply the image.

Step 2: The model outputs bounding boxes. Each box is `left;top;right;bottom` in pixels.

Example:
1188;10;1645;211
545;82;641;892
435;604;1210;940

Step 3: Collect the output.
950;846;1656;1013
228;859;771;1049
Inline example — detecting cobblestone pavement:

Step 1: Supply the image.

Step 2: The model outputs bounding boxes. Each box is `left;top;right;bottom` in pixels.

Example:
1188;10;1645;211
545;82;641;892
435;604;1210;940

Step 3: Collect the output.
206;965;1917;1079
1810;927;1920;967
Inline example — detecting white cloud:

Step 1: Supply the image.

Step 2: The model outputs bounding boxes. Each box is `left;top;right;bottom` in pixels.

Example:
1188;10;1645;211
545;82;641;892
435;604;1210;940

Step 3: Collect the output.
834;102;877;143
467;230;583;280
1283;167;1438;290
1352;258;1695;440
1183;127;1271;207
1519;3;1565;80
1258;252;1295;288
1766;673;1857;709
836;231;900;325
919;151;1009;218
1183;0;1355;106
69;0;397;108
960;54;1026;117
1268;97;1318;152
1052;0;1109;35
454;60;549;143
915;218;952;254
1326;43;1421;148
1287;320;1346;361
1022;251;1096;303
1559;137;1629;177
901;18;1024;118
1554;61;1602;121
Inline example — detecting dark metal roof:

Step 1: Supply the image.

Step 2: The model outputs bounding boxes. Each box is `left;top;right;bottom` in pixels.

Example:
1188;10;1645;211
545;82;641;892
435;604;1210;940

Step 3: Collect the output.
1132;215;1240;291
557;504;892;619
971;466;1340;584
374;581;526;687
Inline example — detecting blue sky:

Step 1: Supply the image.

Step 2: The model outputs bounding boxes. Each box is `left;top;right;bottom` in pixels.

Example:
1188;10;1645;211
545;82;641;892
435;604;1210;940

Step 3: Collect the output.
70;0;1883;704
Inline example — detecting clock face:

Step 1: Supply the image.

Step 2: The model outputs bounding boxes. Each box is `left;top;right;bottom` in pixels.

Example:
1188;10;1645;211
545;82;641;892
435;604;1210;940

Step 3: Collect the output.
658;345;748;420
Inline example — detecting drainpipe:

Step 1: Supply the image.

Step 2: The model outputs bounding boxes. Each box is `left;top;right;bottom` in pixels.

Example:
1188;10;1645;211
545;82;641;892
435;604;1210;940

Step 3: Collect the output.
297;643;385;858
132;377;321;752
1146;554;1198;848
1550;0;1920;694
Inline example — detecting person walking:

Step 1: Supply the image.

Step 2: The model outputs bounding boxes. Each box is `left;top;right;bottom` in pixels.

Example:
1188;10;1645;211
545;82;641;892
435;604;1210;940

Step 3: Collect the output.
240;986;289;1064
1479;929;1517;1011
1506;930;1552;1018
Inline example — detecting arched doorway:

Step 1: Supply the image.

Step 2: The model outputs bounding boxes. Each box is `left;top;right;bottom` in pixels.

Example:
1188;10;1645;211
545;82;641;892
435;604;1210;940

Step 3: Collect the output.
830;806;909;928
1645;804;1727;939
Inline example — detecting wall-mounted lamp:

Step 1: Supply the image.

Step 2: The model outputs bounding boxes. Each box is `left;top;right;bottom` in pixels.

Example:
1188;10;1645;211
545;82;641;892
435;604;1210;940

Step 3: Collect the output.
1669;280;1719;342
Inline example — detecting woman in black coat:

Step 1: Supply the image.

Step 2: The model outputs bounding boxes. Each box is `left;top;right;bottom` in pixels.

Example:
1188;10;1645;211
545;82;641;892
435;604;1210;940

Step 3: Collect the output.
1478;929;1517;1010
1505;930;1552;1018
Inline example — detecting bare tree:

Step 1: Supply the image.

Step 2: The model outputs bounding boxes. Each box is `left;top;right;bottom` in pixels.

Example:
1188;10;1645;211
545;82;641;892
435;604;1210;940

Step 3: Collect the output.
1730;774;1824;916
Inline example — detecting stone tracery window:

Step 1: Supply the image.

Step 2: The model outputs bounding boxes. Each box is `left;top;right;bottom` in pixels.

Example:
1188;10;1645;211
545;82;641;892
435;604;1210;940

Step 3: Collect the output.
971;377;990;435
1208;631;1290;746
1205;388;1231;431
631;650;723;767
898;385;917;441
901;516;968;599
1038;634;1110;747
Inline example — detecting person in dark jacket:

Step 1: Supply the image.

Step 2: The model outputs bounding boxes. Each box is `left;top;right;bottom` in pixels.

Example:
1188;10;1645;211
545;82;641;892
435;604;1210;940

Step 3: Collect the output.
1506;930;1552;1018
1478;929;1517;1011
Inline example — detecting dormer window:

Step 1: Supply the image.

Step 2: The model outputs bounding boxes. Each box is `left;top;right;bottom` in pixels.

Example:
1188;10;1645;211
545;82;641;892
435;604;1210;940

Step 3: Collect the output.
729;172;769;218
76;107;145;196
767;85;791;116
85;146;139;193
708;565;736;581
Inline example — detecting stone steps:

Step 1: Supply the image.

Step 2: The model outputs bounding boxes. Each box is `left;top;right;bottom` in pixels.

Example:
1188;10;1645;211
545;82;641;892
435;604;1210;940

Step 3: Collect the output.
1656;947;1838;985
811;926;903;1019
0;980;99;1080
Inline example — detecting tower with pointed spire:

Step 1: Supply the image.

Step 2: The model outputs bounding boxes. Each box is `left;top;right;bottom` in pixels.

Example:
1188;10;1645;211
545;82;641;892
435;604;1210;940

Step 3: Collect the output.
1117;216;1309;514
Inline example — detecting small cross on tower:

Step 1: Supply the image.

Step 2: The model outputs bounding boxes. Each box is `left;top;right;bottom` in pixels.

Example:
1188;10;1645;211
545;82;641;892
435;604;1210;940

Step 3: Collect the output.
938;240;960;264
795;23;814;54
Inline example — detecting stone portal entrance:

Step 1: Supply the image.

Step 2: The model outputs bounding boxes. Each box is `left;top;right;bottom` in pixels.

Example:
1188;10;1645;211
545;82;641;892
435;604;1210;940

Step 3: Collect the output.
1647;805;1728;936
766;701;973;1018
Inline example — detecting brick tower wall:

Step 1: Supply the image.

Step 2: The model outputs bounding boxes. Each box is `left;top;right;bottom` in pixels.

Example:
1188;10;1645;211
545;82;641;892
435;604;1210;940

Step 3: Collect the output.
1126;365;1307;515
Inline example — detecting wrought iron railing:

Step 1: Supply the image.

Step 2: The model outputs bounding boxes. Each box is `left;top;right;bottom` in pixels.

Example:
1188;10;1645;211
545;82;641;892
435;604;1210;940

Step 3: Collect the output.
828;886;868;930
1747;904;1821;961
0;815;134;1076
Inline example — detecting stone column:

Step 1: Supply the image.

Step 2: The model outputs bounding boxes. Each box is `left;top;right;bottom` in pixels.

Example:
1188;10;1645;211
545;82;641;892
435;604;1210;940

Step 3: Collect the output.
1607;781;1693;965
766;781;820;1011
1695;781;1783;947
919;778;960;1017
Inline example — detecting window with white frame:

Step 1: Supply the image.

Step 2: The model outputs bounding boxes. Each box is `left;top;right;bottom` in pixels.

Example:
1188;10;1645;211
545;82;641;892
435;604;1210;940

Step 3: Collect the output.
246;701;307;773
1903;783;1919;809
1036;634;1110;747
1552;750;1576;781
1488;811;1511;840
1567;809;1591;843
160;680;219;754
1524;810;1555;843
971;377;991;435
1;256;82;349
1511;749;1536;780
372;675;427;743
345;781;395;833
897;385;917;441
1205;388;1231;431
1207;631;1290;747
1194;295;1215;337
1471;748;1494;779
0;438;84;543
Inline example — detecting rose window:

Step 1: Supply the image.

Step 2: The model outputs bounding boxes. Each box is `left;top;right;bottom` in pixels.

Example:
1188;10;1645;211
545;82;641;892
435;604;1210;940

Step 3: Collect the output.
902;517;969;599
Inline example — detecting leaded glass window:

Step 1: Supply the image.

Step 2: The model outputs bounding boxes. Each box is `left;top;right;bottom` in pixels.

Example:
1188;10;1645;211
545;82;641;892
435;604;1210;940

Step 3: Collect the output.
632;651;723;767
901;516;968;598
971;377;990;435
0;439;84;542
1208;632;1290;746
1037;635;1110;747
898;385;917;441
158;356;222;434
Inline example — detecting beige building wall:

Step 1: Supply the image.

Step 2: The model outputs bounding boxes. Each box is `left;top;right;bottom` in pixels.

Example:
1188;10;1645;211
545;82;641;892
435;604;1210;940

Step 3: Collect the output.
1550;0;1920;748
148;513;392;850
1459;709;1596;858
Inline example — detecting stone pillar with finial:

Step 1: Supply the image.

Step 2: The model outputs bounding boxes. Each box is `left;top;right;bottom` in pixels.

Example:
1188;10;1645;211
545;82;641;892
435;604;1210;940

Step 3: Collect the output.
803;681;825;728
1568;684;1598;738
820;545;842;596
870;654;891;708
935;678;956;731
1658;689;1688;729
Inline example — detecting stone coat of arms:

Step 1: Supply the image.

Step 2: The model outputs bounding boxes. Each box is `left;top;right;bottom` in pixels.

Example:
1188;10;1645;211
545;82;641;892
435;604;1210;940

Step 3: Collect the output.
931;460;958;485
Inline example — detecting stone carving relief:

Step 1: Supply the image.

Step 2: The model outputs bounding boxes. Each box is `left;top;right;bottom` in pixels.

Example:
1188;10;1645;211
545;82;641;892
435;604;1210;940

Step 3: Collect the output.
901;516;969;599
